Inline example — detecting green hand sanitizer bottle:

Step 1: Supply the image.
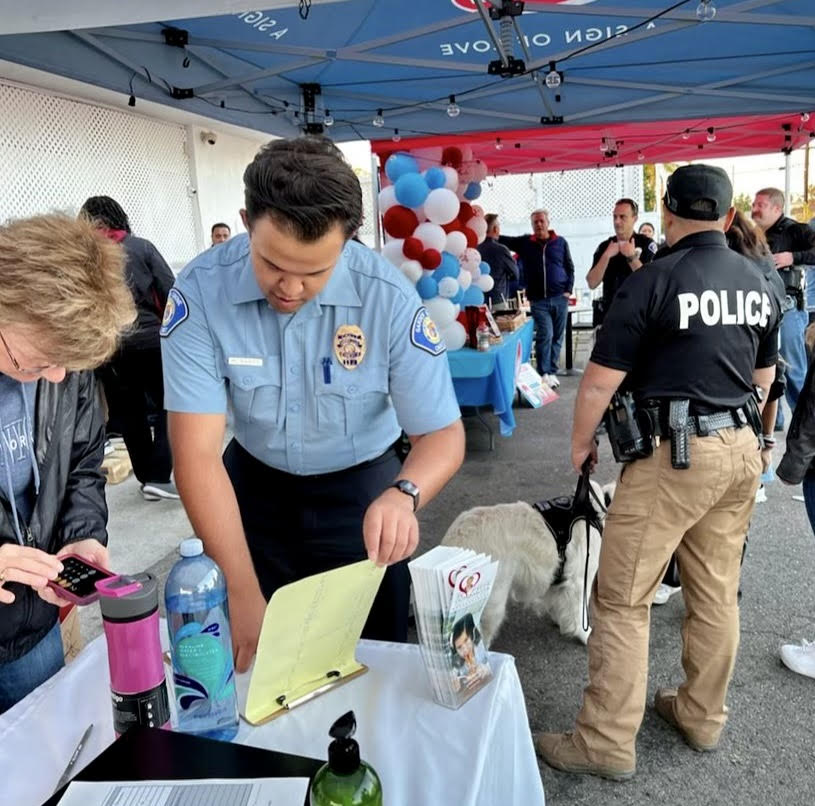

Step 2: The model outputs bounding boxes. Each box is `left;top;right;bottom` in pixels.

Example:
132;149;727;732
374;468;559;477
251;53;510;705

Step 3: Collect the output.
310;711;383;806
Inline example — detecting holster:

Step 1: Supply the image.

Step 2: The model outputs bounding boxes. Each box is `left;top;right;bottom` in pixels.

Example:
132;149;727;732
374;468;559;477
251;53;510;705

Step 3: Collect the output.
668;399;691;470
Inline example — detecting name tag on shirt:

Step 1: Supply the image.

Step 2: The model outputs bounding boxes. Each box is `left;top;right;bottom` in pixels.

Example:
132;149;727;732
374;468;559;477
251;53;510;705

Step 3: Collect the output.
228;356;264;367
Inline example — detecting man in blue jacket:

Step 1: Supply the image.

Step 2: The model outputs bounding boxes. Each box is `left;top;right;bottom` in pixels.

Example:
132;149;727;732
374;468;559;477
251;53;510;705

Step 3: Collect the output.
500;210;574;388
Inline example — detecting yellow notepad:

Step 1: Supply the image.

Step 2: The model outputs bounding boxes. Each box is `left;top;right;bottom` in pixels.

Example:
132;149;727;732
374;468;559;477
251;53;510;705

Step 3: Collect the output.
245;559;386;725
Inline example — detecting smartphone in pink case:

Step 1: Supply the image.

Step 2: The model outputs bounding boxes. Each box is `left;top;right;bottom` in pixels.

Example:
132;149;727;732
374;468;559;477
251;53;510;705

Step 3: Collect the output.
47;553;115;605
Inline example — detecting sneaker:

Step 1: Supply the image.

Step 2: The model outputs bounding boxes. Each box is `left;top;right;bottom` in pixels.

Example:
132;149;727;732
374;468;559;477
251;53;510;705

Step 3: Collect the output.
653;583;681;606
754;484;767;504
141;481;180;501
534;732;635;781
780;639;815;679
654;688;719;752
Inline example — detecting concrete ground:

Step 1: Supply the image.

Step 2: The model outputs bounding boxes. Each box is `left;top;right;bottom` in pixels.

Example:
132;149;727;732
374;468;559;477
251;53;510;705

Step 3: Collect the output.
90;374;815;806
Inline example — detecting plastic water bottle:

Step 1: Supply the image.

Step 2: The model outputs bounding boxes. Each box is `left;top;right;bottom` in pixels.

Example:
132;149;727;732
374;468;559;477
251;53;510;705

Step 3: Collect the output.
165;537;239;741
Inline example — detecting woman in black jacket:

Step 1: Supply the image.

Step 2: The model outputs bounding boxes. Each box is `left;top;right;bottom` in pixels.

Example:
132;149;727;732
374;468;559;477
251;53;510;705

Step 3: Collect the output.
80;197;179;501
0;214;134;711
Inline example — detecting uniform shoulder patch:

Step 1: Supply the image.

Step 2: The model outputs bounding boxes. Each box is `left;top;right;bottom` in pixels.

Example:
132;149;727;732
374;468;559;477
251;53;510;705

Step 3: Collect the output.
160;288;189;337
410;307;446;356
648;241;658;254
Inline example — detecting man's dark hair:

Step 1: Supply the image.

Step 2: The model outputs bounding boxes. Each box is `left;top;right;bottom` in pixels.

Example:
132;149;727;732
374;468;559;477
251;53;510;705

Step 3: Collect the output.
80;196;131;233
243;137;363;241
484;213;499;230
615;198;639;216
211;222;230;235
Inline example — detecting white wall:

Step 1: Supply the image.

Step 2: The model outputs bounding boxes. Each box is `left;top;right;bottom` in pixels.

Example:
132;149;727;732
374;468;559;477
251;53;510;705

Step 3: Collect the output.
187;125;269;252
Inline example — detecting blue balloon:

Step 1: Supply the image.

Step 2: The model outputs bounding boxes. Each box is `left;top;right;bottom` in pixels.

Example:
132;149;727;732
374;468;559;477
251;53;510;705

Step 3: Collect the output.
385;152;419;183
424;167;447;190
451;287;464;305
479;261;491;276
435;251;460;279
464;181;482;201
394;172;430;209
416;276;439;300
461;285;485;306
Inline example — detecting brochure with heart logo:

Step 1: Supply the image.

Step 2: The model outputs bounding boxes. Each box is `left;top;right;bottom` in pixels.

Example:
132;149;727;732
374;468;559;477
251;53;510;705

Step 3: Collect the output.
408;547;498;709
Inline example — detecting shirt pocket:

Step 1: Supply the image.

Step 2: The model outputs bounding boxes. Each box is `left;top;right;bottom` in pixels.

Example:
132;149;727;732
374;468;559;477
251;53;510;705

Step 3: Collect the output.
314;362;389;436
224;358;282;425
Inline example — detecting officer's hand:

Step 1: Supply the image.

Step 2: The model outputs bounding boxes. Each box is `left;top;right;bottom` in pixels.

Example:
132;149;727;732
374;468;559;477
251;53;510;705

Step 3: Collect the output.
363;489;419;567
572;439;598;474
617;238;636;258
228;584;267;673
773;251;794;269
604;241;620;259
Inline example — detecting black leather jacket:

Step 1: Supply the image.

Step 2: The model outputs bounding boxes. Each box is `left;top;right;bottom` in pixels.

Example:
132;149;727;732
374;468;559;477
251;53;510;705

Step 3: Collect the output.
778;355;815;484
0;371;108;663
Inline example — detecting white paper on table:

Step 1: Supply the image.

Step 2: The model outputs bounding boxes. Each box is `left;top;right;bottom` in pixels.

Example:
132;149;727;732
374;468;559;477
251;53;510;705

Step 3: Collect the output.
57;777;310;805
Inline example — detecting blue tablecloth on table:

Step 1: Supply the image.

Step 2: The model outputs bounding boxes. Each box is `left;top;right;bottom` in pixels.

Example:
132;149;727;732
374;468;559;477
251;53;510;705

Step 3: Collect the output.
447;319;533;437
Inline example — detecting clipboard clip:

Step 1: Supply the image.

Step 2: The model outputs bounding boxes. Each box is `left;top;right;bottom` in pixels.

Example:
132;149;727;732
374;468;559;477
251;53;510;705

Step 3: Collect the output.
275;669;342;710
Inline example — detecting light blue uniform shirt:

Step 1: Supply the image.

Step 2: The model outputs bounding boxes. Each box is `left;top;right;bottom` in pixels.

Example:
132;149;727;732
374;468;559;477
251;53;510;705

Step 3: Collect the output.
160;235;461;475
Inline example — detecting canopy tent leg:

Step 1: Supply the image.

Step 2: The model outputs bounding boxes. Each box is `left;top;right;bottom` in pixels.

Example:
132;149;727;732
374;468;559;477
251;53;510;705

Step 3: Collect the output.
784;150;791;216
370;150;382;250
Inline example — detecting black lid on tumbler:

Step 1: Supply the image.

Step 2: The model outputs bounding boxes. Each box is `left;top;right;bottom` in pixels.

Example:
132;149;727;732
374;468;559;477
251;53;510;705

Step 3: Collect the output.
99;573;158;622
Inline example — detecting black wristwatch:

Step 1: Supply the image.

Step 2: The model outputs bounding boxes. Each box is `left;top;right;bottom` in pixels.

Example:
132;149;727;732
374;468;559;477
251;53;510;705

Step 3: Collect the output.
391;479;420;512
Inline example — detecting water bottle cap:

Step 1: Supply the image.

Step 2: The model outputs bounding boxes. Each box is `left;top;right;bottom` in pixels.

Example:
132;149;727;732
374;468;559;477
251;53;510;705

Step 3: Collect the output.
179;537;204;558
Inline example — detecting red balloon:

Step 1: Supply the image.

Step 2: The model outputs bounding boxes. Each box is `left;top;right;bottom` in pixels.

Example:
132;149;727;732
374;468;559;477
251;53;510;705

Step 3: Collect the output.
441;146;463;170
420;248;442;270
442;218;462;233
458;202;474;221
463;227;478;248
383;206;419;239
403;237;424;260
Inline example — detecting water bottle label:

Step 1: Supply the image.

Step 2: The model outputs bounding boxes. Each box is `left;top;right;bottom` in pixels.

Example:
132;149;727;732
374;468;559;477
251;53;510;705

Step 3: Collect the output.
170;608;237;730
111;681;170;735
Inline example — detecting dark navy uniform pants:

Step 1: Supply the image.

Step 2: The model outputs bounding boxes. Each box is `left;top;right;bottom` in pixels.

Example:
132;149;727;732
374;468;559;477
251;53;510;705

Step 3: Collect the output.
223;439;410;642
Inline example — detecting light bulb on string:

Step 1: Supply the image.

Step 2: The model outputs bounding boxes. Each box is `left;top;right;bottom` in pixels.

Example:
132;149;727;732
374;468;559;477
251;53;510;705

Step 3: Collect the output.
637;151;645;161
544;61;561;89
801;112;811;123
372;109;384;128
446;95;461;118
706;127;716;142
696;0;716;22
323;110;334;127
681;129;691;140
392;129;401;143
495;137;503;151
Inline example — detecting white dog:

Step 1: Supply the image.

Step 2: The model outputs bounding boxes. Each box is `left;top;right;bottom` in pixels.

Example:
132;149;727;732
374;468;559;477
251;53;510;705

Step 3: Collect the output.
440;481;612;646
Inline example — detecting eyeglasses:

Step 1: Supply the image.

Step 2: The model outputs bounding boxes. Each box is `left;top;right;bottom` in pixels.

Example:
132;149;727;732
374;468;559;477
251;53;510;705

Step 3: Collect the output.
0;329;56;376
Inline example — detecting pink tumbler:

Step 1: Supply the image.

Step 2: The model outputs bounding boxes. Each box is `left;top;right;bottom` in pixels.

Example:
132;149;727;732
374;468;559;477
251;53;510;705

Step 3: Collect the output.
100;573;170;736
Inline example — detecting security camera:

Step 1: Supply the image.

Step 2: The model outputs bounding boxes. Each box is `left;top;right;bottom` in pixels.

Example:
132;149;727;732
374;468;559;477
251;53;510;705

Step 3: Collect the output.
200;131;218;145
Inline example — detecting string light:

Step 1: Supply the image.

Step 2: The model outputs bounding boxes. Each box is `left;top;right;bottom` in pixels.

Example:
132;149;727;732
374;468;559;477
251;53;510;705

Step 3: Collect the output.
544;61;561;89
706;126;716;142
372;109;384;127
681;129;691;140
802;112;811;123
495;137;503;151
446;95;461;118
637;151;645;161
696;0;716;22
323;110;334;127
392;129;401;142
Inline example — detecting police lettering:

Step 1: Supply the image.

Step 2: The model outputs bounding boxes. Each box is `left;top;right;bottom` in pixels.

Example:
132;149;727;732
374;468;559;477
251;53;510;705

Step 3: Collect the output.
677;290;771;330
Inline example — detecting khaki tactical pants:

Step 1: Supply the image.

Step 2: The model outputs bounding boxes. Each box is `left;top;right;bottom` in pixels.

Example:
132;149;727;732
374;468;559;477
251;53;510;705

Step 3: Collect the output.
574;426;761;768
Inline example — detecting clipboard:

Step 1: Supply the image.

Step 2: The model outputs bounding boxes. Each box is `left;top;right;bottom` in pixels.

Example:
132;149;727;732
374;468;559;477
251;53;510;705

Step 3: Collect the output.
243;559;385;726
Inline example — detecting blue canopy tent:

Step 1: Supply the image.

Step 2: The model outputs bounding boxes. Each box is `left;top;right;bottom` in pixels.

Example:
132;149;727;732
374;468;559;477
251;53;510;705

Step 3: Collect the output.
0;0;813;171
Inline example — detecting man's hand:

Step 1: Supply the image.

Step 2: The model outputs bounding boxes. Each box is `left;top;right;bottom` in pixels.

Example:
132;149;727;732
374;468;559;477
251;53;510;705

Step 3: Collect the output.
37;538;111;606
773;251;794;269
362;487;419;567
0;544;63;605
603;240;621;259
617;237;637;258
572;436;599;474
228;583;267;673
760;446;773;475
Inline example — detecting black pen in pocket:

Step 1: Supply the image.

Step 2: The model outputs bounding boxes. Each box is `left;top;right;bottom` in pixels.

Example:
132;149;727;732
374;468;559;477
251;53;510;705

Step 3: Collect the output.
321;356;333;384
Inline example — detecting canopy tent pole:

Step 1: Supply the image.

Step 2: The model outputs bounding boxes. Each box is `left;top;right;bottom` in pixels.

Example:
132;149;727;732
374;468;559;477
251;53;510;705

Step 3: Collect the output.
785;150;791;215
370;150;382;250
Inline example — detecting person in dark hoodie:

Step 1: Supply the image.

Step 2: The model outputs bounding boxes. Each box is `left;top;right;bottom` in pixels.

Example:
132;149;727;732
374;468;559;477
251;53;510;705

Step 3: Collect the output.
80;196;179;502
0;214;135;712
499;209;574;388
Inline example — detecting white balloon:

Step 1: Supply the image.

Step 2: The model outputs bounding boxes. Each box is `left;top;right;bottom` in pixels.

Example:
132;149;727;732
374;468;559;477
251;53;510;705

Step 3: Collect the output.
424;188;460;225
378;184;398;213
445;231;468;257
467;216;488;244
441;166;459;191
458;163;476;184
424;296;457;328
473;160;488;182
470;265;482;281
471;204;485;217
458;269;472;290
441;320;467;351
422;268;436;278
460;145;474;163
400;260;423;285
438;276;460;299
412;204;426;222
381;238;405;266
413;222;446;252
463;248;482;267
477;274;494;293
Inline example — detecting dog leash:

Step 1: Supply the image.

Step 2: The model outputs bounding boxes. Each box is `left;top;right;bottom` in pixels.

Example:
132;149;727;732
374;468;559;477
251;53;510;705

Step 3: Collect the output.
576;458;608;634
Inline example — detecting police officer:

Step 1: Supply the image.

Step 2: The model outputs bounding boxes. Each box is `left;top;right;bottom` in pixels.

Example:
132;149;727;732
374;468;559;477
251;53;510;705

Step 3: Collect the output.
536;165;779;779
587;198;657;326
160;137;465;672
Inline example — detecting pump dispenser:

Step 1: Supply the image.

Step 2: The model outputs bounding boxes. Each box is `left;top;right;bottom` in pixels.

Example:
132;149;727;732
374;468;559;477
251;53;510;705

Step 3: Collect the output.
310;711;383;806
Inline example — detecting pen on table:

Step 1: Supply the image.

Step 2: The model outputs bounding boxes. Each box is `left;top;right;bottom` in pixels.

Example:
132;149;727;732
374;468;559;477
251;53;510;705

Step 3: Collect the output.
54;723;94;791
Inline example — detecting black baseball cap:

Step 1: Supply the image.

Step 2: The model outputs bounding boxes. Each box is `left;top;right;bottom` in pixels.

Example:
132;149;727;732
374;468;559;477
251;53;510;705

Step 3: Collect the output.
663;164;733;221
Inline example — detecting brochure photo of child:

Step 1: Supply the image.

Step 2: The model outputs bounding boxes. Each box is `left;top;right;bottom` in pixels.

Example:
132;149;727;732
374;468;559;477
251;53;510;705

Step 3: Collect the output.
451;613;491;694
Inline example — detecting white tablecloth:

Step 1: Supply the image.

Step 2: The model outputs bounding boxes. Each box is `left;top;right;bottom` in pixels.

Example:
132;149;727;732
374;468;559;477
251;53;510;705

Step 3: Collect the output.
0;635;545;806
